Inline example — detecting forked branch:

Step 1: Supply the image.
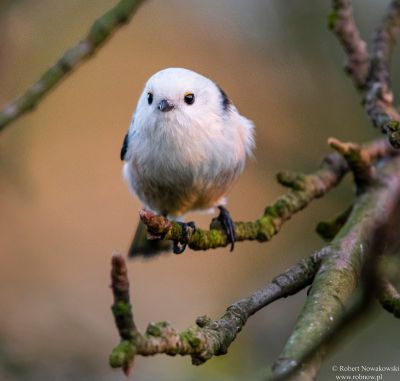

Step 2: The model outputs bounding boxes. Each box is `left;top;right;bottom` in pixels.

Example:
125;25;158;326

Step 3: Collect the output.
110;250;324;371
330;0;400;148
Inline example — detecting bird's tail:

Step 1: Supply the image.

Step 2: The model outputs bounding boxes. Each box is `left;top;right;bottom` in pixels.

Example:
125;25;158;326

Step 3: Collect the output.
127;220;172;258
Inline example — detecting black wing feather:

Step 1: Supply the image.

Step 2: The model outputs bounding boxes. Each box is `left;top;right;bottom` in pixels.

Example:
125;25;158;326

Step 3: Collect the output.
120;133;129;161
217;85;231;111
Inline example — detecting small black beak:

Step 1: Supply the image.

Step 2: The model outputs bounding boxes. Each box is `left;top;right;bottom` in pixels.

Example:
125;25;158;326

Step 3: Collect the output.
158;99;174;112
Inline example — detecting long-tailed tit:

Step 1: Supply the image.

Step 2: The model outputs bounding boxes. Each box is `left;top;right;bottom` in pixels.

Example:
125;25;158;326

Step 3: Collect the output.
121;68;255;256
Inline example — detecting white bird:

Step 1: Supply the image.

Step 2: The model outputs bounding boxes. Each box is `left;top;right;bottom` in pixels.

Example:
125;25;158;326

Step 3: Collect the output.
121;68;255;256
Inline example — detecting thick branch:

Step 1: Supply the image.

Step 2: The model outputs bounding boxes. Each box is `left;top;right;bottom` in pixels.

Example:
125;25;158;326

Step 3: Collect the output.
269;155;400;380
0;0;146;132
364;0;400;148
328;0;369;87
109;251;325;371
140;139;395;251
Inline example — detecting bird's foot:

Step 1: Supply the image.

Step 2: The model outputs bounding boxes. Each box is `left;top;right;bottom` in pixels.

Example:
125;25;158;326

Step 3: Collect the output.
217;206;236;251
173;221;196;254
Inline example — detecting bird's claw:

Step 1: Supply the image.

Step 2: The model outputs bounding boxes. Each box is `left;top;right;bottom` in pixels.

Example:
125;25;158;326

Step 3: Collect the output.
217;206;236;251
173;221;196;254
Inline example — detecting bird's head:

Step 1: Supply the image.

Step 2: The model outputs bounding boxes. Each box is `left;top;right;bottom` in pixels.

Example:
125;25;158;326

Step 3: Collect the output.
134;68;231;132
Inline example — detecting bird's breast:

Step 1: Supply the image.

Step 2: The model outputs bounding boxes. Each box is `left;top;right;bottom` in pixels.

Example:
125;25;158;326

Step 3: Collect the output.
127;121;245;215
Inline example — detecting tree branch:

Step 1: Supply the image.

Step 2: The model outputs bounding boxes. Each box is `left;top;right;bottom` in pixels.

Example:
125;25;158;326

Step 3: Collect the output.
0;0;146;132
109;250;326;371
328;0;369;88
328;137;374;189
110;138;400;377
110;254;139;376
316;205;352;241
329;1;400;149
140;139;396;251
364;0;400;148
378;277;400;318
268;150;400;380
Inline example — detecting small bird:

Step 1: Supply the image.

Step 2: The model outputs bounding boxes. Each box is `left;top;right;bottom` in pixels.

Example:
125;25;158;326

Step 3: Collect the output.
121;68;255;257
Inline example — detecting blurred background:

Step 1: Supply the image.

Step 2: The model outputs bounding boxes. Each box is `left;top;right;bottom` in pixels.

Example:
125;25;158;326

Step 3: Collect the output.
0;0;399;380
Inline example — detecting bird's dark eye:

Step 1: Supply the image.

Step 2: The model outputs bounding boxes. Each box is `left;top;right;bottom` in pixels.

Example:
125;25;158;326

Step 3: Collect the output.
184;92;195;105
147;92;153;105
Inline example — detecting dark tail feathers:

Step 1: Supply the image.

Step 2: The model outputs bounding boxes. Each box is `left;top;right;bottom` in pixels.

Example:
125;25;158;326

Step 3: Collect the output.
127;220;172;258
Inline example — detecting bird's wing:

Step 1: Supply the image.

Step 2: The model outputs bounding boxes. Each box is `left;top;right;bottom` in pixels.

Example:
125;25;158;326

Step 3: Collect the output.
120;133;129;161
121;112;137;161
217;85;232;111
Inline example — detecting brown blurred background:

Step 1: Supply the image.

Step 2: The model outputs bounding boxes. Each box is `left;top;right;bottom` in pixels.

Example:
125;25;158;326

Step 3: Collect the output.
0;1;399;380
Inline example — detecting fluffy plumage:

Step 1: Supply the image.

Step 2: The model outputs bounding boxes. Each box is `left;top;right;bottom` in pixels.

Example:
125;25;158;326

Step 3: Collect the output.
122;68;255;256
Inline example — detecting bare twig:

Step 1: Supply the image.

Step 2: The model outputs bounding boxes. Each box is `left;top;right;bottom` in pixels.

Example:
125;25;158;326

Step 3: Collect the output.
110;254;139;376
109;251;325;371
328;137;374;190
329;1;400;149
140;139;396;251
328;0;369;87
364;0;400;148
0;0;146;131
316;205;352;241
378;277;400;318
111;254;138;340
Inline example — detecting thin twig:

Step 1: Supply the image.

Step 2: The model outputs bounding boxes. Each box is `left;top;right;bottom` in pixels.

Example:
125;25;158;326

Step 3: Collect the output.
329;1;400;149
364;0;400;148
111;254;138;340
328;0;369;87
110;254;140;376
378;277;400;318
316;205;352;241
0;0;147;131
328;137;374;190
